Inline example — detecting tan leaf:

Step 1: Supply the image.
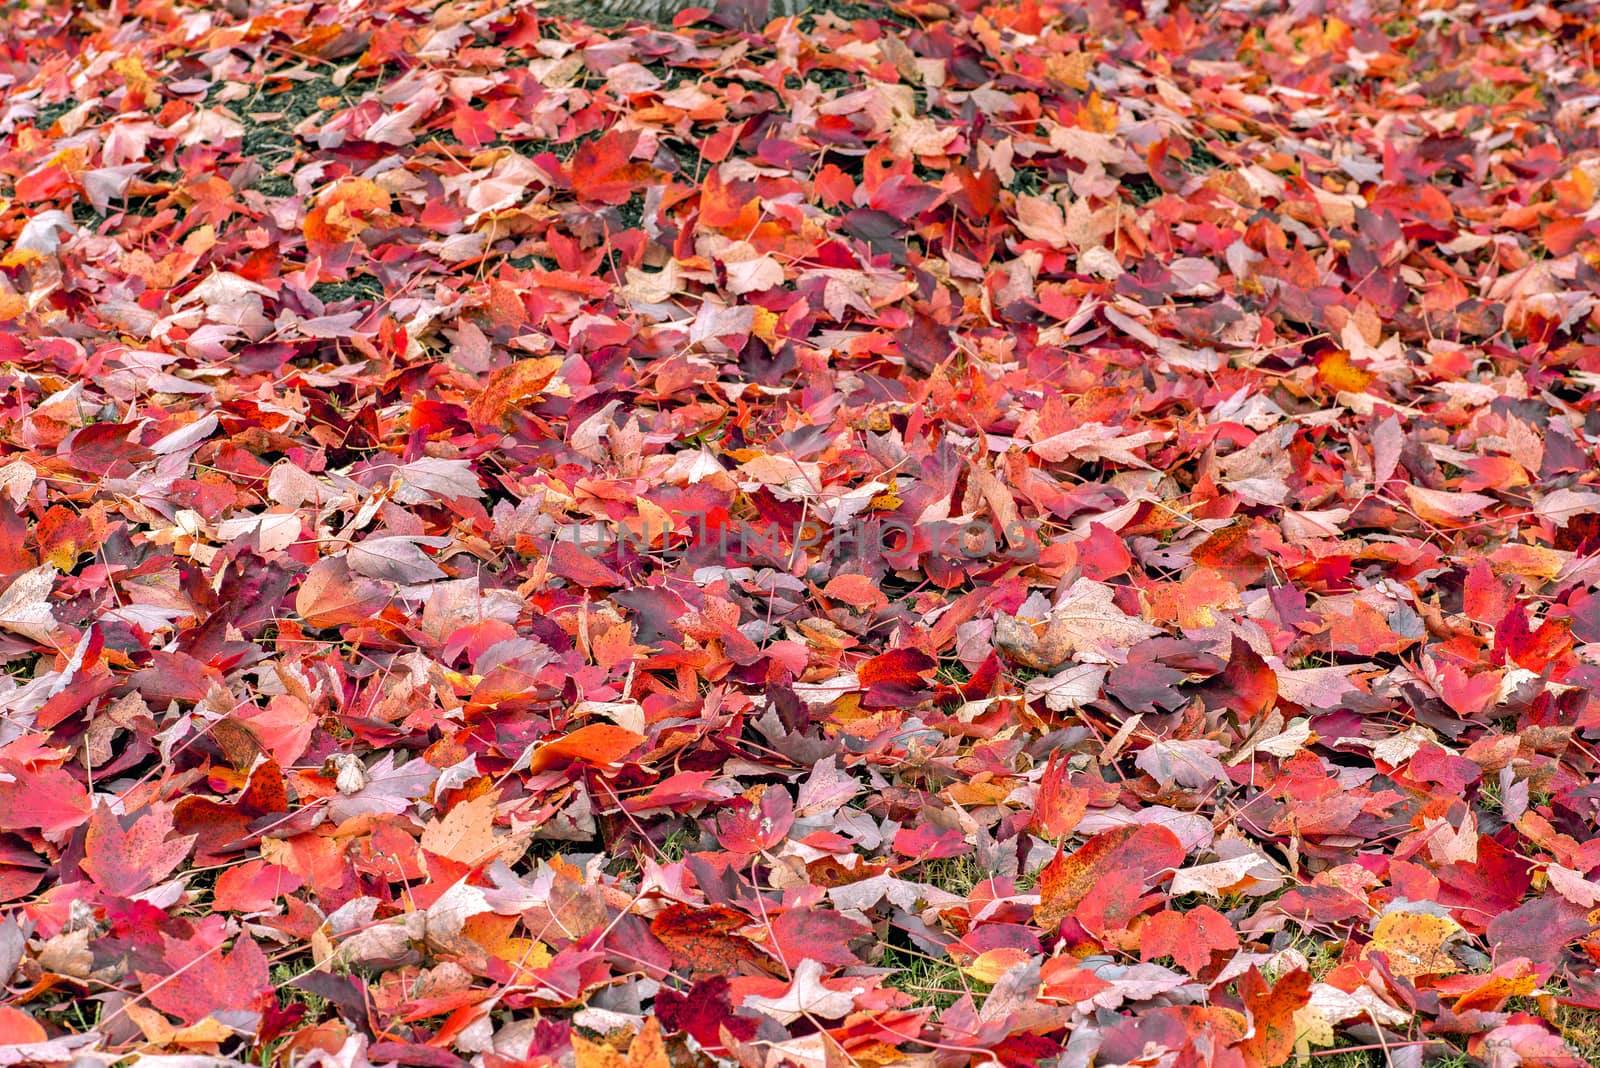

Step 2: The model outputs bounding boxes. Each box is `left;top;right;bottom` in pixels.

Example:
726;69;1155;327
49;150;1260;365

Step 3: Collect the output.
723;254;785;296
1013;195;1071;248
425;879;494;957
1536;487;1600;528
1169;853;1281;897
1405;486;1496;525
1025;664;1109;711
994;579;1161;670
420;792;530;865
964;460;1024;547
1031;423;1165;468
0;565;58;644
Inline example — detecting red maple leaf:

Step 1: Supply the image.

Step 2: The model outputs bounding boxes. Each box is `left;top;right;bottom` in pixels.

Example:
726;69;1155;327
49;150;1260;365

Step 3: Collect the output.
80;803;195;897
1139;906;1239;975
138;934;273;1025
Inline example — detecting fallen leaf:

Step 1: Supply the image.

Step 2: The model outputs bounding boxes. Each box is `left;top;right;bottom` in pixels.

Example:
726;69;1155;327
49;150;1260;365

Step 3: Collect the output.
0;566;58;644
995;579;1162;670
80;803;195;897
420;792;529;865
1139;905;1239;974
1036;825;1185;932
740;958;857;1024
1362;911;1462;979
525;724;645;773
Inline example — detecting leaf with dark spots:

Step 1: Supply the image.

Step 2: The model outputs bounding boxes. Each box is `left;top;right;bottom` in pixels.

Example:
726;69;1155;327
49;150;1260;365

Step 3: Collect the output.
1035;825;1184;933
650;904;767;979
137;933;272;1024
655;977;759;1051
80;804;194;897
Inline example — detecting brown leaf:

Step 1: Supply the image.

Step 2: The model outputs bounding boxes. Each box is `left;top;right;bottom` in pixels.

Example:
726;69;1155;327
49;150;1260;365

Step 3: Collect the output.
995;579;1161;670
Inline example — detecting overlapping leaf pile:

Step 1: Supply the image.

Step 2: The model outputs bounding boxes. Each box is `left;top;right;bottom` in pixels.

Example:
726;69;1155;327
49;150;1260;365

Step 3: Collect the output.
2;0;1600;1063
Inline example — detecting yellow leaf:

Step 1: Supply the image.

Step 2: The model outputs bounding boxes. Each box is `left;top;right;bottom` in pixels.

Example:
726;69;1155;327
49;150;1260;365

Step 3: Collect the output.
962;947;1031;984
946;779;1014;807
112;55;156;102
1293;1004;1336;1059
126;1003;235;1047
183;225;217;257
1573;167;1595;208
624;1017;668;1068
1046;51;1095;92
467;357;564;427
840;1041;906;1066
751;305;780;349
1487;543;1565;583
623;498;675;544
870;483;903;510
1078;92;1119;134
1317;349;1374;393
463;914;554;981
1453;973;1537;1013
573;1017;668;1068
303;178;391;247
572;1034;627;1068
1362;912;1461;978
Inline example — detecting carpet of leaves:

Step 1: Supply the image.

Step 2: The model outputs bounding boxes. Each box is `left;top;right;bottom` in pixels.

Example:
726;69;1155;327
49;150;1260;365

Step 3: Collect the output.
2;0;1600;1064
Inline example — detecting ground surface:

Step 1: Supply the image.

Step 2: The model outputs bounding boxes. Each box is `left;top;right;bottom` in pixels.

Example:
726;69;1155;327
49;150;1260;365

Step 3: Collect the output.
1;0;1600;1064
